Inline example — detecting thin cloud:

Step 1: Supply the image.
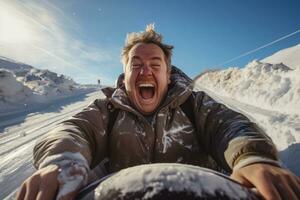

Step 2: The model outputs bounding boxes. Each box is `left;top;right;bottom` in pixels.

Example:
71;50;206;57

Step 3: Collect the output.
0;0;118;84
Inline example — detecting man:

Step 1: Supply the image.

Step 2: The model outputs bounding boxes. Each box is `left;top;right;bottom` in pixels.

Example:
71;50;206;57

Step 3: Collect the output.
17;24;300;200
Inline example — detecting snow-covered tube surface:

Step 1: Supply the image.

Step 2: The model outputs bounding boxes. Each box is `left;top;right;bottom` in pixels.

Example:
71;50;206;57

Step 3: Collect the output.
93;163;260;200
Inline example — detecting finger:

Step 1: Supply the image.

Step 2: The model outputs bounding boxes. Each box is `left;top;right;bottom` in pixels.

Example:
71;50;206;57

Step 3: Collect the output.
36;177;59;200
287;175;300;199
24;176;40;200
295;174;300;186
250;174;282;200
36;187;58;200
274;179;298;200
16;183;26;200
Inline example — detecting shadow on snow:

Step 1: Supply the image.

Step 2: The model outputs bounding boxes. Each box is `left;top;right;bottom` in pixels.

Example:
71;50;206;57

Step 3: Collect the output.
0;92;94;133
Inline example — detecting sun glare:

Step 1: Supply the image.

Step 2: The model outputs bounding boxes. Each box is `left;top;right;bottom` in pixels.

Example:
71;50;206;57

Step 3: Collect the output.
0;6;35;44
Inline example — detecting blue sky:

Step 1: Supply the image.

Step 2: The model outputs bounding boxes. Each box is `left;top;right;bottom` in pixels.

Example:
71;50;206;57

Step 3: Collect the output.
0;0;300;85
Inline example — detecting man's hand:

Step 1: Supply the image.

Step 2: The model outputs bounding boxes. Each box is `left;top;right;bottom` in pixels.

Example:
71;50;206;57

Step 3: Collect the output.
16;163;84;200
16;165;60;200
231;163;300;200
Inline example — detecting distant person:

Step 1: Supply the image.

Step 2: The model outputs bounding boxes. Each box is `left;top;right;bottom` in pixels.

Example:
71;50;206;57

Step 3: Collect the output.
17;24;300;200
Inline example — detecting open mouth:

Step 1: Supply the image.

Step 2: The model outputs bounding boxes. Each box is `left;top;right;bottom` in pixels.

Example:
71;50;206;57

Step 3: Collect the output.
138;83;155;100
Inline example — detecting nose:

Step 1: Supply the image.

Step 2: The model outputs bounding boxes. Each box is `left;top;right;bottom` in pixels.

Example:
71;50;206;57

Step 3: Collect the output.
140;64;152;76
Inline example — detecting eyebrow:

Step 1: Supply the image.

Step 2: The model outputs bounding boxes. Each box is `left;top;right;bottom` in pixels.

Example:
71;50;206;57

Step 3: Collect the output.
132;56;141;61
131;56;162;61
151;57;162;61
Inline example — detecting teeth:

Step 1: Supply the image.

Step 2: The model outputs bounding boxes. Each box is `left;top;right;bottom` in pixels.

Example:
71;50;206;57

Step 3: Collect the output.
139;83;154;88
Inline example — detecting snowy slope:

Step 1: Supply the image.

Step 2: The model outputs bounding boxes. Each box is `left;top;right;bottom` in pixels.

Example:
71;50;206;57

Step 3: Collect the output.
0;56;33;76
262;44;300;69
0;69;35;111
196;60;299;115
0;57;99;116
195;45;300;177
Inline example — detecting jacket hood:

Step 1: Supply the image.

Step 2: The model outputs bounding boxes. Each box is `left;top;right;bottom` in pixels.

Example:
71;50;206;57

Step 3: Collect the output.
102;66;193;113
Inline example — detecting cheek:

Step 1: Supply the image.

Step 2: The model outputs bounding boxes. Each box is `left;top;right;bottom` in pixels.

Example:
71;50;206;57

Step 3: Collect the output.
124;76;131;90
159;67;170;84
157;74;169;91
125;72;137;90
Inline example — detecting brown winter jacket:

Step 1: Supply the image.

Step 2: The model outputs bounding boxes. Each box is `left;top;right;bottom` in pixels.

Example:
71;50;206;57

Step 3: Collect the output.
33;67;279;174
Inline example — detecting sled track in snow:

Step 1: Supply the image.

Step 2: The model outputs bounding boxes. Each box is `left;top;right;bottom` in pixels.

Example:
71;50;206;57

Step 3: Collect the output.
0;103;89;156
0;91;104;200
0;91;103;156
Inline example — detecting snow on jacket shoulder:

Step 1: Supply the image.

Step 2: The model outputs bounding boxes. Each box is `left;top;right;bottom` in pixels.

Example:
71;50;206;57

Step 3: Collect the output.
33;66;279;174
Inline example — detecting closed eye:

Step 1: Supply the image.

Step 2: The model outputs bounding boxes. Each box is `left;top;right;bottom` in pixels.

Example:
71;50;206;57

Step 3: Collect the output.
151;64;161;68
132;64;142;69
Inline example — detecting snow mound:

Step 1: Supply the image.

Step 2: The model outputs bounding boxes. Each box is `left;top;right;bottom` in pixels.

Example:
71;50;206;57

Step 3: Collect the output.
0;56;33;74
0;69;33;104
95;163;259;200
23;69;78;97
0;57;99;115
0;69;25;97
262;44;300;69
195;58;300;176
196;60;300;115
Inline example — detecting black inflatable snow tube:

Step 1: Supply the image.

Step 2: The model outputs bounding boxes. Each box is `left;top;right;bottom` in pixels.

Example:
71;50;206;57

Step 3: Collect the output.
77;163;261;200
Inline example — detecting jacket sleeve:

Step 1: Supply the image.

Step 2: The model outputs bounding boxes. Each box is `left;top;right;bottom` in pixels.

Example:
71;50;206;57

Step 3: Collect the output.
193;91;279;171
33;98;109;170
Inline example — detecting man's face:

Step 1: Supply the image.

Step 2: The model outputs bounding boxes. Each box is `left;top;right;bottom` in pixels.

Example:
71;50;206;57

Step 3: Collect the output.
124;43;170;115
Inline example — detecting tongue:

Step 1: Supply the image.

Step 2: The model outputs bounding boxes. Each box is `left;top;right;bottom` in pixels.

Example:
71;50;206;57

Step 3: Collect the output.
140;87;154;99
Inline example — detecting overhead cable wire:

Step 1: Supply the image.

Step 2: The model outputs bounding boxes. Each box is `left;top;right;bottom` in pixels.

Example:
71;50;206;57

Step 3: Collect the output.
215;28;300;67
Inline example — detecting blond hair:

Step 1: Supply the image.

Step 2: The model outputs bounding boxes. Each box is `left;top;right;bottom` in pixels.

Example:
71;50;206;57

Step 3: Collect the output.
121;23;174;71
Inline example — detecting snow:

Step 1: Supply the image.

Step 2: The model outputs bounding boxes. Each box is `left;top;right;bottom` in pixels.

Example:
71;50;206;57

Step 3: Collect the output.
162;123;193;153
0;69;32;101
0;57;100;117
0;90;104;200
38;152;89;199
196;60;299;115
195;44;300;177
56;163;88;200
262;43;300;69
95;163;255;199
